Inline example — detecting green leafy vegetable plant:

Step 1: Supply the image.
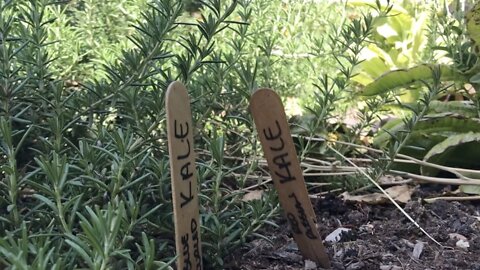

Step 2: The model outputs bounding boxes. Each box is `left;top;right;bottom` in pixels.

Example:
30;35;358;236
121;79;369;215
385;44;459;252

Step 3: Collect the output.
360;1;480;194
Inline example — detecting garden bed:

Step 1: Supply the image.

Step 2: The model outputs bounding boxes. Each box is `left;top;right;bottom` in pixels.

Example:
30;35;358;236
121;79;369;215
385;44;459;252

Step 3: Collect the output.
228;186;480;270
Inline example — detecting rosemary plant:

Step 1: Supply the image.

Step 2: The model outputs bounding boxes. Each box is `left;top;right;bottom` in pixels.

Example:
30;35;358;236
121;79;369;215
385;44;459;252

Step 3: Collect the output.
0;0;279;268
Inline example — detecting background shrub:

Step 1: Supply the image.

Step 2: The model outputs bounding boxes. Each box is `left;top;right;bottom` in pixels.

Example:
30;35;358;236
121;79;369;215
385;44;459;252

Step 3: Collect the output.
1;0;473;269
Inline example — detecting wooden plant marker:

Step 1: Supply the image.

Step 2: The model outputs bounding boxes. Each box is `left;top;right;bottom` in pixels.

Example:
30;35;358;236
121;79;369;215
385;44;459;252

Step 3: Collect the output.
250;88;331;268
166;81;202;270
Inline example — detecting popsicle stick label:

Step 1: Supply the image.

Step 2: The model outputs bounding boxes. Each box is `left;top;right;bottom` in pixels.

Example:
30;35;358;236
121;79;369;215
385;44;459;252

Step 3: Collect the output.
166;81;202;270
250;88;330;268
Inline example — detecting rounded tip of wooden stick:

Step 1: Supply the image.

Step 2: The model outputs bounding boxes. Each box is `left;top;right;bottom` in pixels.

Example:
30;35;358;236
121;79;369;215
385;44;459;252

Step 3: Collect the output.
167;81;186;93
251;88;275;98
249;88;282;111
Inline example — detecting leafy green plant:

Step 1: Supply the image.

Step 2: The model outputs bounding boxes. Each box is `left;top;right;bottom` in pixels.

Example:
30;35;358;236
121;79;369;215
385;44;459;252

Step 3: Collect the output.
292;0;395;178
351;0;433;92
46;0;148;81
359;1;480;193
4;0;475;268
0;0;293;268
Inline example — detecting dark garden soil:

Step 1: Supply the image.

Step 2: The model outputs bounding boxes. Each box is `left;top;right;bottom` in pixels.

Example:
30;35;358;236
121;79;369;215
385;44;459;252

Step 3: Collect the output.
227;185;480;270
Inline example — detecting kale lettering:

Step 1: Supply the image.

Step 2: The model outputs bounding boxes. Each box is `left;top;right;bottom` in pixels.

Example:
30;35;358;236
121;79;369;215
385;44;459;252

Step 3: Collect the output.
287;212;301;234
263;120;282;141
174;119;194;208
175;120;189;139
180;162;193;180
180;181;193;208
273;152;295;183
263;120;296;183
177;138;191;160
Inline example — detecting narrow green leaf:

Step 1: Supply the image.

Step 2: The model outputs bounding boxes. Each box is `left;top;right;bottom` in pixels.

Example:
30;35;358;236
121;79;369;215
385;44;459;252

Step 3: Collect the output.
65;238;94;268
32;194;57;212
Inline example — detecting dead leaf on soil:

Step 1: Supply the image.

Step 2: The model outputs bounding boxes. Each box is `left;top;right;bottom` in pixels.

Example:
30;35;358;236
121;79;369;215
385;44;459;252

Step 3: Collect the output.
456;239;470;250
242;190;263;202
325;227;351;243
380;265;402;270
378;175;405;184
304;260;317;270
386;185;413;203
412;241;424;259
448;233;470;250
448;233;467;241
341;185;414;204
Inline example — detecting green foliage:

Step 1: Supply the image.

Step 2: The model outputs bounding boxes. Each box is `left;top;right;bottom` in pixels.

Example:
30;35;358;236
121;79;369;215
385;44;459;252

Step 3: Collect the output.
351;1;432;81
359;1;480;194
0;0;280;268
3;0;478;268
421;132;480;177
47;0;148;80
360;64;465;96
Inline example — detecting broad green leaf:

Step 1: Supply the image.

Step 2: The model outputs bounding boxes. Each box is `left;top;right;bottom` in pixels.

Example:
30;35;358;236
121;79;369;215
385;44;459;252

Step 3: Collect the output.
427;100;478;117
470;72;480;83
466;1;480;55
412;13;428;57
421;132;480;177
361;64;466;96
386;100;478;117
374;114;480;147
460;184;480;195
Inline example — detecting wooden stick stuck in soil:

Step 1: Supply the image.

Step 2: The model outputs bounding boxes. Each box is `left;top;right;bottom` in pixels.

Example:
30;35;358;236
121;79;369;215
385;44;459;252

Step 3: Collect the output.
166;81;203;270
250;88;331;268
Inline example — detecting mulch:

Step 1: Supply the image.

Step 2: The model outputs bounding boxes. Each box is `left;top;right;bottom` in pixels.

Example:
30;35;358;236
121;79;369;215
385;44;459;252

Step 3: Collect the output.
227;185;480;270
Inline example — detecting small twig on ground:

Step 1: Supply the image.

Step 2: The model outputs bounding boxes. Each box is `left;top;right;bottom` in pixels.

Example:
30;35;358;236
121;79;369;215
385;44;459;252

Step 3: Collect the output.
327;145;443;246
294;135;480;180
424;195;480;203
389;170;480;185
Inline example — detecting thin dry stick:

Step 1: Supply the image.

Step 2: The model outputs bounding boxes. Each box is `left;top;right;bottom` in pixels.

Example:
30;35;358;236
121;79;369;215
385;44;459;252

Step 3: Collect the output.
389;170;480;185
309;188;344;198
305;156;417;165
219;153;480;190
306;182;332;187
296;135;480;180
304;172;357;176
328;145;442;246
302;162;480;186
424;196;480;203
379;179;413;185
301;164;362;172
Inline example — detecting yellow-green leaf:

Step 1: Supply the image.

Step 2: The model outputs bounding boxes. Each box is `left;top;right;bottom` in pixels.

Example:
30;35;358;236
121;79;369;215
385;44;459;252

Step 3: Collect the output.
361;65;465;96
421;132;480;177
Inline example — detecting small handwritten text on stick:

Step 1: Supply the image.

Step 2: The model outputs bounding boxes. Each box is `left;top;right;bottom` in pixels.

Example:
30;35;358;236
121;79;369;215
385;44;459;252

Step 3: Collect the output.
179;217;202;270
287;212;301;234
288;192;318;239
191;218;201;270
263;120;296;184
181;233;192;270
